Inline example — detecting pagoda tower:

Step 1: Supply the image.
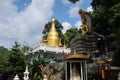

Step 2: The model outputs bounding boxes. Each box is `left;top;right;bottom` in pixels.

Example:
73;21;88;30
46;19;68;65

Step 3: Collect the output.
47;17;60;46
31;17;71;54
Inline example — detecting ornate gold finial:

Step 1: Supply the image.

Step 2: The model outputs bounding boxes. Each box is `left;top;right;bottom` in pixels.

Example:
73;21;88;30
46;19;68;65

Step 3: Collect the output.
59;38;63;47
52;16;55;21
50;16;56;32
87;49;90;57
63;42;66;48
47;17;60;46
87;49;90;54
73;49;77;54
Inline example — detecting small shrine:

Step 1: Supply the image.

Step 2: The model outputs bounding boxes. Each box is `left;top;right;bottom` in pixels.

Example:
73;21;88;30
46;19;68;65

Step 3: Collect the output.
64;50;89;80
95;59;111;80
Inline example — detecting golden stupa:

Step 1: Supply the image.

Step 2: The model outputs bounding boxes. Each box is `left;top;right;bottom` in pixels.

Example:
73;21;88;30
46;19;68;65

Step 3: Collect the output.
47;17;61;46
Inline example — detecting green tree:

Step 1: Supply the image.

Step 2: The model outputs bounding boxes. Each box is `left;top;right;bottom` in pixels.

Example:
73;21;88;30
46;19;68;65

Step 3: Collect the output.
21;45;33;64
111;29;120;66
91;0;120;66
91;0;120;35
62;28;79;45
0;46;9;73
29;59;44;80
7;41;26;79
108;2;120;66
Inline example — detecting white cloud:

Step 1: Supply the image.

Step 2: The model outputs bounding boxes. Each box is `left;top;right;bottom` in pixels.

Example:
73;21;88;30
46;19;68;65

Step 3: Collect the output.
87;6;93;12
75;20;82;30
67;0;92;18
0;0;55;48
0;0;17;23
62;21;72;33
68;6;79;18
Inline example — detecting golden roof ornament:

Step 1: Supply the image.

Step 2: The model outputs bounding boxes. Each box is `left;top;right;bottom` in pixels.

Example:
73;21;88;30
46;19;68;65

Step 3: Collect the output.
73;49;77;55
59;38;63;47
47;17;60;46
87;49;90;54
63;42;66;48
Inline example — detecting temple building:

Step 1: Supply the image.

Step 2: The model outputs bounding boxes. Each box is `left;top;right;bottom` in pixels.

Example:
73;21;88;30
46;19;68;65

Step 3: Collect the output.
31;9;104;80
31;17;71;54
64;50;89;80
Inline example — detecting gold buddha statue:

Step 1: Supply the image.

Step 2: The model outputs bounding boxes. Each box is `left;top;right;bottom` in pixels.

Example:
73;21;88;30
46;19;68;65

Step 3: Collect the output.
70;64;81;80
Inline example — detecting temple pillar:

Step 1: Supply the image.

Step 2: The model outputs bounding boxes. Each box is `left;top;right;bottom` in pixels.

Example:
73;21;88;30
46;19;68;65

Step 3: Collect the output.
70;62;72;80
65;62;67;80
81;61;83;80
85;60;87;80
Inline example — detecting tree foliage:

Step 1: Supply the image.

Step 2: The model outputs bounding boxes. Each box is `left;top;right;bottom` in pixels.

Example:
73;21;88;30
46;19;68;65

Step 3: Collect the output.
29;59;44;80
91;0;120;66
111;29;120;66
7;41;26;79
91;0;120;36
61;28;79;45
0;41;47;79
0;46;10;73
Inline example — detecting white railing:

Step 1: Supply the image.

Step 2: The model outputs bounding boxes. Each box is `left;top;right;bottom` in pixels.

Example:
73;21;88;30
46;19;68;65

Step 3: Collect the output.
31;44;71;54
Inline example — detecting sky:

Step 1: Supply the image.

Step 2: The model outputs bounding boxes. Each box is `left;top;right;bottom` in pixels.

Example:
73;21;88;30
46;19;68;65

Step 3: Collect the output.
0;0;93;49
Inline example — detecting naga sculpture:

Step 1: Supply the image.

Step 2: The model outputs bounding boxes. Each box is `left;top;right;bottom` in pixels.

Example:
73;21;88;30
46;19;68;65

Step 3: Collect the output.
79;9;92;34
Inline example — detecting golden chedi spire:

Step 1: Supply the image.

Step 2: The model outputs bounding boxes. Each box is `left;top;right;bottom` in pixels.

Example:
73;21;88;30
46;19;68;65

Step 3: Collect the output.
73;49;77;55
47;17;60;46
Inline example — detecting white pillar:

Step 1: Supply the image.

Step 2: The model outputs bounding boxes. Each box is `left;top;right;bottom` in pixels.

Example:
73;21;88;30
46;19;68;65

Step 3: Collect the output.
83;61;85;80
14;74;19;80
70;62;72;80
85;60;87;80
118;72;120;80
81;61;83;80
23;65;29;80
65;62;67;80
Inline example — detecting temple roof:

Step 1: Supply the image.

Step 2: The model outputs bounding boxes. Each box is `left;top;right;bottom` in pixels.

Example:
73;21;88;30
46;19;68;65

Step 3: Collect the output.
65;50;89;60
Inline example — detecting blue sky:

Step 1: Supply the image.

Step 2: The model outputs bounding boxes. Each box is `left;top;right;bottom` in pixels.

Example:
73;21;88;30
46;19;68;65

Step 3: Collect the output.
53;0;92;26
0;0;93;48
